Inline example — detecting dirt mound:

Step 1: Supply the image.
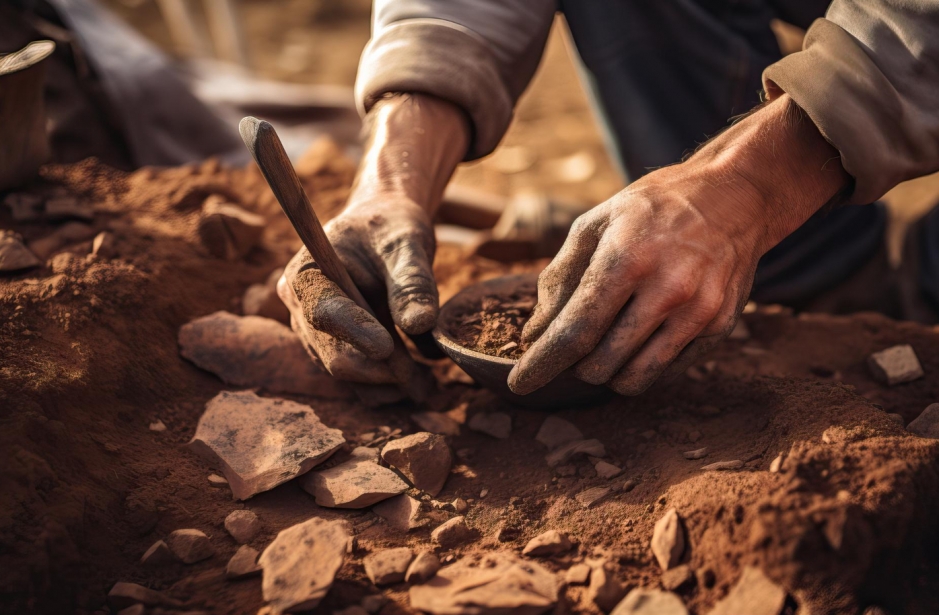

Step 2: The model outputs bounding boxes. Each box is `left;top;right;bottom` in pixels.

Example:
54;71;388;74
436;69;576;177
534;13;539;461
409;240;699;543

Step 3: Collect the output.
3;150;939;615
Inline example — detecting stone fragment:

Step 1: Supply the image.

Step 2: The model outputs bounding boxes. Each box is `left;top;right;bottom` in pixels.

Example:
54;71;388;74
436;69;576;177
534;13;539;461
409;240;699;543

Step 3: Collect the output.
565;563;591;585
682;448;708;460
381;432;452;496
226;545;261;579
149;420;167;432
259;518;350;614
610;589;688;615
907;403;939;439
3;192;42;221
373;494;423;530
708;566;786;615
91;231;115;257
189;390;344;500
406;551;441;584
243;268;289;323
594;461;623;479
522;530;572;557
468;412;512;439
536;416;583;449
451;498;468;514
431;516;475;548
412;411;461;436
28;222;97;259
546;439;606;467
208;474;229;487
348;446;381;464
179;311;345;397
140;540;174;566
301;459;408;508
108;582;181;611
769;454;784;473
575;486;612;509
588;564;627;613
409;551;557;615
651;509;684;571
0;230;41;272
198;195;265;259
701;460;743;471
660;565;695;592
364;547;414;585
361;595;386;613
867;344;924;386
225;510;260;544
165;529;215;564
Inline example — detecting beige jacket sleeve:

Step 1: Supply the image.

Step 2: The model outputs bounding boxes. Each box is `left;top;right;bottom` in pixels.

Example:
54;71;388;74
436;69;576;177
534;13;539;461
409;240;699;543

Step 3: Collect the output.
764;1;939;205
354;1;557;160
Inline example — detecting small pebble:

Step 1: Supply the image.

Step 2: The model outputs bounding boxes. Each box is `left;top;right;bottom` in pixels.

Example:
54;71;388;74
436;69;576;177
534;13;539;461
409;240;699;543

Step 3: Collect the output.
701;460;743;471
682;447;709;460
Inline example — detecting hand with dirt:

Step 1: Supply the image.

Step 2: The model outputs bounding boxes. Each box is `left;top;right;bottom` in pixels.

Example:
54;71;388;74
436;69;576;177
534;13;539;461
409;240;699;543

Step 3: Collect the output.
278;93;469;385
509;95;852;396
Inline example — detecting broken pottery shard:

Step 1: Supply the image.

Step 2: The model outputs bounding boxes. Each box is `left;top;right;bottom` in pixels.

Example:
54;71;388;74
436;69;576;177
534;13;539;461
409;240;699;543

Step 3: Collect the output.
188;390;345;500
179;311;345;397
108;582;181;611
610;589;688;615
406;551;441;584
701;460;744;471
522;530;572;557
364;547;414;585
0;230;40;272
660;565;695;592
409;551;557;615
165;529;215;564
468;412;512;439
682;448;709;460
565;563;591;585
301;459;408;508
907;403;939;439
594;461;623;479
651;509;684;571
374;494;423;531
140;540;174;566
588;564;627;613
381;432;452;496
224;510;260;544
259;517;350;614
412;411;461;436
227;545;262;580
536;416;583;449
198;195;265;259
546;439;606;467
576;486;612;509
867;344;924;386
708;566;786;615
431;516;475;549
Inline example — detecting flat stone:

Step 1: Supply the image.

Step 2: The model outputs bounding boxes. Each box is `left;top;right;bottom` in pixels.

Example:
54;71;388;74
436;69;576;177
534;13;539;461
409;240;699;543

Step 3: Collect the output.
409;551;557;615
610;589;688;615
179;311;345;397
302;458;407;508
224;510;260;543
546;439;606;467
412;412;461;436
0;230;40;272
381;432;452;496
208;474;229;487
108;582;181;611
651;509;684;571
701;460;743;471
364;547;414;585
522;530;572;557
259;518;350;614
907;403;939;438
660;565;695;592
867;344;924;386
348;446;381;464
374;494;423;530
708;566;786;615
165;529;215;564
140;540;174;566
594;461;623;479
28;222;97;259
588;564;626;613
468;412;512;439
405;551;441;584
536;417;583;449
226;545;262;580
188;390;345;500
682;448;708;460
198;195;265;259
431;516;475;549
565;563;591;585
575;486;613;509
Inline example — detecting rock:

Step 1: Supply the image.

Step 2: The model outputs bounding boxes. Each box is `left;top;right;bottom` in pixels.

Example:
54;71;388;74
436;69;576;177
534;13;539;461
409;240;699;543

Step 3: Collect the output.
364;547;414;585
3;192;42;221
536;416;583;449
198;195;265;259
546;439;606;467
226;545;262;580
409;551;557;615
259;518;350;614
650;509;684;571
243;268;289;323
708;566;786;615
412;411;461;436
907;403;939;438
348;446;381;464
522;530;572;557
610;589;688;615
575;486;612;509
140;540;174;566
0;230;41;272
208;474;229;487
44;195;93;221
149;420;167;432
588;564;627;613
361;595;386;613
594;461;623;479
468;412;512;439
301;458;408;508
381;432;452;496
565;563;591;585
373;494;423;530
189;390;344;500
179;311;345;397
682;447;708;460
91;231;115;258
451;497;468;514
224;510;260;544
165;529;215;564
406;551;441;584
701;460;743;471
660;565;695;592
431;516;475;548
769;454;784;473
107;582;181;610
867;344;924;386
28;222;97;259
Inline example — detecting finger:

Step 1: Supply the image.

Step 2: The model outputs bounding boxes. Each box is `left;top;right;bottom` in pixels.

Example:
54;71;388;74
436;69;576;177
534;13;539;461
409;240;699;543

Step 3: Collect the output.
290;311;399;384
377;231;439;335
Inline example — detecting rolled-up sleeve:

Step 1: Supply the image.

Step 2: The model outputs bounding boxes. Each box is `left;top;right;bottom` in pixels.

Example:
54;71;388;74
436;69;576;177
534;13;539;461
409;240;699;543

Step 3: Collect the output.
763;1;939;205
355;0;557;160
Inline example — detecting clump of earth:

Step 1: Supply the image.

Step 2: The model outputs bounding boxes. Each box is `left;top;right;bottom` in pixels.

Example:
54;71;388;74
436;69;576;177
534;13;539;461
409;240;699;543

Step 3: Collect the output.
447;283;537;359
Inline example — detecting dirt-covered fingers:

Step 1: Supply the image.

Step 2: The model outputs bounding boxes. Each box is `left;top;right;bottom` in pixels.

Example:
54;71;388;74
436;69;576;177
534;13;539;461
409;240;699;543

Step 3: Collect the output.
375;226;439;335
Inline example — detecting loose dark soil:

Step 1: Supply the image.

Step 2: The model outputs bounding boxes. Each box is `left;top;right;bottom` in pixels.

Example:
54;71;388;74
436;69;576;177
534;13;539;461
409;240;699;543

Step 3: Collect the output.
448;283;537;359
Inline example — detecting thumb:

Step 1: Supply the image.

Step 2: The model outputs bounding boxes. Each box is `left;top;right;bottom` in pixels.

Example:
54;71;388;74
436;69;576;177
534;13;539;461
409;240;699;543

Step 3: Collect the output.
380;237;439;335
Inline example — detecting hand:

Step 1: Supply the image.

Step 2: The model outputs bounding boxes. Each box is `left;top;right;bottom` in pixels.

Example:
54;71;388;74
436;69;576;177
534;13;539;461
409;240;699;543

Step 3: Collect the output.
508;95;851;396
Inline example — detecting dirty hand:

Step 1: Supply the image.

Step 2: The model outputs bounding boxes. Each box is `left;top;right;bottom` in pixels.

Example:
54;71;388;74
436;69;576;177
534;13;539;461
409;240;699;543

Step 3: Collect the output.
509;95;851;396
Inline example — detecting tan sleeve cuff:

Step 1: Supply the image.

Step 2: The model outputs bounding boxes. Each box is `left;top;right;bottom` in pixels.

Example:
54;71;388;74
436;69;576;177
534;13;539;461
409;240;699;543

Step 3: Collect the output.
355;19;513;161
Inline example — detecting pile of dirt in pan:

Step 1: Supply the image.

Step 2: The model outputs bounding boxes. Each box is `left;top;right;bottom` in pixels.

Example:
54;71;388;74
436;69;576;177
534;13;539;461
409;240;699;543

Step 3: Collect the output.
2;148;939;615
